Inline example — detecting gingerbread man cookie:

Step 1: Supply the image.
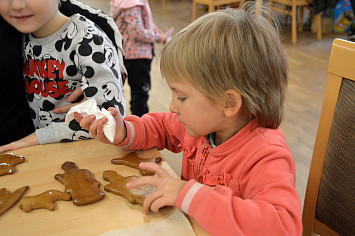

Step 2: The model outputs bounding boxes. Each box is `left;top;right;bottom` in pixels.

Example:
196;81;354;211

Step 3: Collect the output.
19;190;71;212
103;170;155;206
0;153;25;176
111;152;162;176
54;161;105;206
0;186;29;216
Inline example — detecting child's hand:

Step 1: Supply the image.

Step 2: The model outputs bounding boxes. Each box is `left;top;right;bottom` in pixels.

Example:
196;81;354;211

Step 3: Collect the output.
52;87;87;114
155;28;174;45
0;133;39;153
162;27;174;45
74;107;127;145
126;162;186;214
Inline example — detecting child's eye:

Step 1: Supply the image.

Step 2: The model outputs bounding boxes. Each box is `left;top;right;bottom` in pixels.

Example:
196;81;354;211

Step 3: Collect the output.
177;96;186;102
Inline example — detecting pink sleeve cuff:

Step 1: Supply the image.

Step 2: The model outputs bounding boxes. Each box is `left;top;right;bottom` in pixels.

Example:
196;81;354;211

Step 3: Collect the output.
176;179;204;215
116;121;134;148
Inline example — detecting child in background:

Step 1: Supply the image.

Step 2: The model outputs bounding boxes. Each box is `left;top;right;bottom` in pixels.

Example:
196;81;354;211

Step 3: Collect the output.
0;0;126;152
75;4;302;236
110;0;173;117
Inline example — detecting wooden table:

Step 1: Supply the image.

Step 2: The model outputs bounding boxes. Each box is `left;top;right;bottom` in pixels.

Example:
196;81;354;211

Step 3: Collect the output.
0;139;208;235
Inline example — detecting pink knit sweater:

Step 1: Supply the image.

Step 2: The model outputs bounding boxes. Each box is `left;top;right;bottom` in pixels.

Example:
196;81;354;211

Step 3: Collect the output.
110;0;160;59
119;112;302;236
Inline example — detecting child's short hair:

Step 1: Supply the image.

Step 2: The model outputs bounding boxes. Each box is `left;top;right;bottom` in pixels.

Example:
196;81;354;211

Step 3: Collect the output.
161;3;288;129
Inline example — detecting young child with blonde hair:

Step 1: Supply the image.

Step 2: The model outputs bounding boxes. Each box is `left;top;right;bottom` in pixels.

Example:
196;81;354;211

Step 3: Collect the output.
75;4;302;235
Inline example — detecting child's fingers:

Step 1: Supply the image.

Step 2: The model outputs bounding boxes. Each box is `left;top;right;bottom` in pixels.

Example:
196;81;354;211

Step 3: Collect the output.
88;120;99;137
66;87;84;102
95;118;111;143
107;107;119;115
74;112;83;123
150;195;171;213
142;191;164;214
78;115;96;130
139;162;167;177
126;176;157;189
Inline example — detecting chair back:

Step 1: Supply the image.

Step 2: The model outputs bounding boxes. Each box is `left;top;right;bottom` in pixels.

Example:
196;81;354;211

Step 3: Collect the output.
302;38;355;236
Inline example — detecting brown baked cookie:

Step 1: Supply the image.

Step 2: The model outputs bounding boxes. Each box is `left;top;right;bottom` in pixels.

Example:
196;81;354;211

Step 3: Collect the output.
54;161;105;206
0;186;29;216
103;170;155;206
111;152;162;176
19;190;71;212
0;153;25;176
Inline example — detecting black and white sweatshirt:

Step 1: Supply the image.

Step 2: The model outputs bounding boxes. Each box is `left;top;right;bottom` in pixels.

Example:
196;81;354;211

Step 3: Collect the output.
22;14;126;144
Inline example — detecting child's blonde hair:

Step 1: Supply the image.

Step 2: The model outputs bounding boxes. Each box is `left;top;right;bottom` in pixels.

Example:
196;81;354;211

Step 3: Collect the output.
160;3;287;129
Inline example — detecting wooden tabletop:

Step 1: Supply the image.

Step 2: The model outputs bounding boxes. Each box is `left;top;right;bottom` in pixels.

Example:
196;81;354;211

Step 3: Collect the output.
0;139;208;235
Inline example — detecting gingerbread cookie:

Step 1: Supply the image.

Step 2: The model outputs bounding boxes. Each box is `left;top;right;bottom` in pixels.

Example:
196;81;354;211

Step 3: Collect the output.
103;170;155;206
19;190;71;212
111;152;162;176
0;186;29;216
54;161;105;206
0;153;25;176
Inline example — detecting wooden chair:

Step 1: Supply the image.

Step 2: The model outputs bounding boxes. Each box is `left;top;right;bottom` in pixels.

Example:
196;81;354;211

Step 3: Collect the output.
269;0;322;43
192;0;244;21
302;38;355;236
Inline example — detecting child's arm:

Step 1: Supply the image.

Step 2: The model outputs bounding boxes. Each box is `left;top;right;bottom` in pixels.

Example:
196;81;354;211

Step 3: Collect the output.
0;133;38;153
124;6;161;43
75;109;184;153
126;162;187;214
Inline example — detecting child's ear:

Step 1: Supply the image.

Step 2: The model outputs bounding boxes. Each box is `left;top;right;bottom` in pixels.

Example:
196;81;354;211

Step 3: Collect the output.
223;90;242;117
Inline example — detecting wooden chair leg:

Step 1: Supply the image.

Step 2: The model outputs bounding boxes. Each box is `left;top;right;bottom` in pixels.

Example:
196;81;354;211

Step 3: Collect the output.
208;4;214;13
299;6;304;32
192;0;198;21
316;12;322;40
292;4;297;43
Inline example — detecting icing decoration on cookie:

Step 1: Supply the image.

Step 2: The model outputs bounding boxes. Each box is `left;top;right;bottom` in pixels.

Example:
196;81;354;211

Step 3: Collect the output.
19;190;71;212
111;152;162;176
103;170;154;206
54;161;105;206
0;186;29;216
0;153;25;176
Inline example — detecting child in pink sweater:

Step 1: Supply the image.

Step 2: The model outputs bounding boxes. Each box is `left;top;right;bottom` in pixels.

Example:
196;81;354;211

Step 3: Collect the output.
75;4;302;236
110;0;173;117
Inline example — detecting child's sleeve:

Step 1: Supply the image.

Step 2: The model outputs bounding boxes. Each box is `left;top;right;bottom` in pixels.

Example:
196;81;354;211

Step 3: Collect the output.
124;6;160;43
36;121;91;144
175;147;303;236
110;5;119;20
118;112;185;153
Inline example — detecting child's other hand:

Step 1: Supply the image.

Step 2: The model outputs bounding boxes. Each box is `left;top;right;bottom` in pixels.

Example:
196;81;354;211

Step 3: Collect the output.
155;29;164;44
156;28;174;45
126;162;186;214
74;107;127;145
0;133;39;153
162;27;174;45
52;87;87;114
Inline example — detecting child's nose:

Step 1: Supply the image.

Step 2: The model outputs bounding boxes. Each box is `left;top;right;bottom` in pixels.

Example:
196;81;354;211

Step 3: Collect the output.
169;98;178;114
10;0;26;10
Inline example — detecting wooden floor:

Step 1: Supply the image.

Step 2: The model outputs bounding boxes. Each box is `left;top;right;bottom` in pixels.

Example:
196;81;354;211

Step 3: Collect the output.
79;0;347;207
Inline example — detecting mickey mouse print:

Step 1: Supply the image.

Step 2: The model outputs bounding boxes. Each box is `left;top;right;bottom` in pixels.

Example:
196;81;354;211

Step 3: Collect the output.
22;14;126;145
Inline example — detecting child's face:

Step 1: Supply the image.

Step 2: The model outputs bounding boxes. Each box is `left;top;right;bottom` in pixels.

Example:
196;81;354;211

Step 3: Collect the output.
167;78;227;138
0;0;60;37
